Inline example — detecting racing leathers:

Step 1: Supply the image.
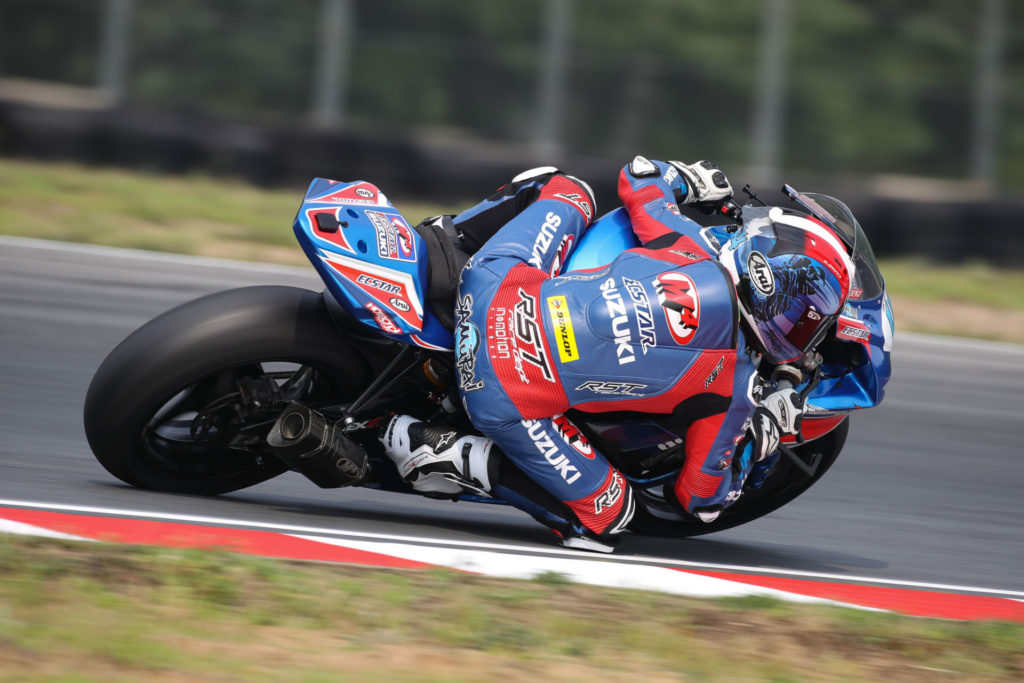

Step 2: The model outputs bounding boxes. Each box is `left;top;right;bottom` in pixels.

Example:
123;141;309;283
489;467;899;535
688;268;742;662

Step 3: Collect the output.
450;158;767;543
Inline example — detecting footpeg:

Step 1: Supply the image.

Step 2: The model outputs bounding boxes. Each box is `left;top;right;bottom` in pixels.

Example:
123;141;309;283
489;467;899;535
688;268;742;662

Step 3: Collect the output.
266;403;368;487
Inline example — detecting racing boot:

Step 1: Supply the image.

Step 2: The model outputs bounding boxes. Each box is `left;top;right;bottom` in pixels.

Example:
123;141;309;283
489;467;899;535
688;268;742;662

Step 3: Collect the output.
380;415;499;499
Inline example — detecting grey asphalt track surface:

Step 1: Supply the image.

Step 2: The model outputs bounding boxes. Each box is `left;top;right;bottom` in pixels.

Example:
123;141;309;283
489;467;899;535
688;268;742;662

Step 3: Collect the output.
2;236;1023;591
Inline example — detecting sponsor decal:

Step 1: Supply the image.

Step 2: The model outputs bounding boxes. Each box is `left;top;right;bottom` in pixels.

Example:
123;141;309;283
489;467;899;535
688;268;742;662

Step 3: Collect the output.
434;431;458;452
389;297;411;312
662;165;679;185
575;380;647;396
552;267;609;286
807;308;822;321
355;187;375;199
365;301;401;335
455;294;484;392
670;248;703;261
553;192;593;221
657;437;683;452
653;272;700;345
664;201;682;216
546;295;580;363
552;414;593;458
355;273;401;295
839;325;870;340
705;355;725;389
600;278;635;365
365;210;417;262
528;211;562;268
849;287;864;299
725;489;742;504
513;288;555;382
747;251;775;295
521;419;582;484
548;233;575;276
594;472;624;515
622;277;657;354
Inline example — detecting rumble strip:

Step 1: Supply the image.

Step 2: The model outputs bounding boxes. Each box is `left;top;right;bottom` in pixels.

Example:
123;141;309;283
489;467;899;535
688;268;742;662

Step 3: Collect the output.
1;502;1021;623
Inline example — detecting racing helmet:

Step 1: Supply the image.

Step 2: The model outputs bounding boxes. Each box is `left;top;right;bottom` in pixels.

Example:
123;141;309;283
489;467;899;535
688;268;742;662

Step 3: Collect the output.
719;208;855;365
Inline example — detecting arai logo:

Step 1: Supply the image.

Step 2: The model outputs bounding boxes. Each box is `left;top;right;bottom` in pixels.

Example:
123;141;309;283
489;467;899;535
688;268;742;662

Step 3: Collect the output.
747;251;775;295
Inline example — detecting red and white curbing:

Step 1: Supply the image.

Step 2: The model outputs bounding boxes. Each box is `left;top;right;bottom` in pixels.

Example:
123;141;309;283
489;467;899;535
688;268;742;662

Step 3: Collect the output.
2;501;1022;623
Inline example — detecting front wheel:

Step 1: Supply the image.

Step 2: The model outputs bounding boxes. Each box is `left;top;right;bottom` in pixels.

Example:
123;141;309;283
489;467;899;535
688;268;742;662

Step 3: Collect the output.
84;286;372;495
628;417;849;537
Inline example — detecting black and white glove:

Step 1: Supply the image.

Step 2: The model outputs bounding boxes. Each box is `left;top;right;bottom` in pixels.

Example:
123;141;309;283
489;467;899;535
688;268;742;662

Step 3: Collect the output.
749;387;805;463
669;160;733;205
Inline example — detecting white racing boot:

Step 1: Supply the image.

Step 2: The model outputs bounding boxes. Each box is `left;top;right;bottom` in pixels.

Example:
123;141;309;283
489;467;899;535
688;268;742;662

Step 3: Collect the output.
380;415;498;498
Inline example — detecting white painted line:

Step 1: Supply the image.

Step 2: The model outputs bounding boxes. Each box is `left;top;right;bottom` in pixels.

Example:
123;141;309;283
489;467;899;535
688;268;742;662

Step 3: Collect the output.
0;235;315;277
293;534;876;609
0;518;95;542
2;498;1022;598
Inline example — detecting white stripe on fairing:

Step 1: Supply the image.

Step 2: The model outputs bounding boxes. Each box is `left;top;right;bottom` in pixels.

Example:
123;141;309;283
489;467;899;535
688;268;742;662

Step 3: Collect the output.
0;518;94;541
289;535;876;609
3;498;1022;598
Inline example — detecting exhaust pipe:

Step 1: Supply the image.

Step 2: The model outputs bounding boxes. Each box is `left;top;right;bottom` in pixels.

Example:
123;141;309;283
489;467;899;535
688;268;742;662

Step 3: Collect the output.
266;403;368;488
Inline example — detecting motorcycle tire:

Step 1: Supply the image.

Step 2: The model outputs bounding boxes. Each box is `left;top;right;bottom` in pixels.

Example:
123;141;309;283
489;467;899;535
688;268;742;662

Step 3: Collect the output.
84;286;371;495
628;417;848;537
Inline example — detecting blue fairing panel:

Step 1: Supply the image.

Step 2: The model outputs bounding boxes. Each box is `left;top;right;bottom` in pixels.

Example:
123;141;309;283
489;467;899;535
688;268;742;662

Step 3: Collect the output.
293;178;454;350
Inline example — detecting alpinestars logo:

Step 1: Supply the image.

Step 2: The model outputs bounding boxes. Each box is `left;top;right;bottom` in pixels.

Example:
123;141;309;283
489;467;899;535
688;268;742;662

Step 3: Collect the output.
600;278;635;365
513;289;555;382
622;277;656;354
653;272;700;345
521;419;582;484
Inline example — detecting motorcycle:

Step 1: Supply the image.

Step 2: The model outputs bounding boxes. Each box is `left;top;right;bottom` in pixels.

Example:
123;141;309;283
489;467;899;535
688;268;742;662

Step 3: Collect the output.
83;177;893;538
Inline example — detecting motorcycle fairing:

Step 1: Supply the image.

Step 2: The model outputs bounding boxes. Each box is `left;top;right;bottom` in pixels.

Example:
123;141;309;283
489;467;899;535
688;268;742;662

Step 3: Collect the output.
293;178;454;350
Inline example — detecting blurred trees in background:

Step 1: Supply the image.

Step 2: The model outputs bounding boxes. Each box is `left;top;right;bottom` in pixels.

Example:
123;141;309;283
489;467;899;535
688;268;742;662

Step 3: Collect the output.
1;0;1021;191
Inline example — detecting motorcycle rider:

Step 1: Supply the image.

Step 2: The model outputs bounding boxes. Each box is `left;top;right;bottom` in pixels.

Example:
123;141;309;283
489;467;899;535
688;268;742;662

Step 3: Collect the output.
381;156;855;552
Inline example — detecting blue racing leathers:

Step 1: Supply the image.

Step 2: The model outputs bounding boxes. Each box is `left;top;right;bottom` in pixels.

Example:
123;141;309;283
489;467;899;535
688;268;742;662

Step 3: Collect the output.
453;162;760;539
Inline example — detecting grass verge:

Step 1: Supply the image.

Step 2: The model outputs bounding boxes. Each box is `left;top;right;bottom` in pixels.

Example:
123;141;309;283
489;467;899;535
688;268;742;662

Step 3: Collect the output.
1;534;1022;681
2;156;1023;342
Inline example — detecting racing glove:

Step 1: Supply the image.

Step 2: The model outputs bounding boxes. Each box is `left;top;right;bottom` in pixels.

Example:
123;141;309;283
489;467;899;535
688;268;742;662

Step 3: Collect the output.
750;387;805;463
624;156;732;206
670;160;733;205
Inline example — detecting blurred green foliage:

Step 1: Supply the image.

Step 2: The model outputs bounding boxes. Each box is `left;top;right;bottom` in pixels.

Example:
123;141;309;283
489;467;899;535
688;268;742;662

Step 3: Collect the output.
1;0;1022;188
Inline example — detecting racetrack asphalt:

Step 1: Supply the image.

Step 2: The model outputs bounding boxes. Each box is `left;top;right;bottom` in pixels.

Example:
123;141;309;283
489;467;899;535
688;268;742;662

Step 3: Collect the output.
2;236;1022;592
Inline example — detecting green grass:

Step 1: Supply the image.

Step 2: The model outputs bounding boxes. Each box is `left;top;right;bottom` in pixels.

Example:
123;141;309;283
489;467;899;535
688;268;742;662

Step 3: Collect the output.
0;534;1021;680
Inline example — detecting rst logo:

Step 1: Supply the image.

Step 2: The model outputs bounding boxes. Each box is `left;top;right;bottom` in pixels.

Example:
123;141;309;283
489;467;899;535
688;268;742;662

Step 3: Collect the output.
600;278;635;365
653;272;700;345
521;419;582;484
513;288;555;382
575;380;646;396
594;472;623;514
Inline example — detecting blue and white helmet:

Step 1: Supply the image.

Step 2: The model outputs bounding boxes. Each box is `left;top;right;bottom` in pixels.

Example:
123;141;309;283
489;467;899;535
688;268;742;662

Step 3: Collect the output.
719;208;856;364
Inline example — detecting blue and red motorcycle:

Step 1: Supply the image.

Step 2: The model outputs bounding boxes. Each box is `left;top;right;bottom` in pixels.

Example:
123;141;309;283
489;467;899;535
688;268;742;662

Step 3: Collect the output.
84;178;892;537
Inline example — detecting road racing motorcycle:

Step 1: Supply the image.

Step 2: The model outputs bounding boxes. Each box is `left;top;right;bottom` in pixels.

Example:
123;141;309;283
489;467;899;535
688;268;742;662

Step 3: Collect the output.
84;178;893;538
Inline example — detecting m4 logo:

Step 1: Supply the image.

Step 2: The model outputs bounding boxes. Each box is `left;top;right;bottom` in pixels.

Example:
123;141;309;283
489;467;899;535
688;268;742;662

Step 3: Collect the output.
653;272;700;345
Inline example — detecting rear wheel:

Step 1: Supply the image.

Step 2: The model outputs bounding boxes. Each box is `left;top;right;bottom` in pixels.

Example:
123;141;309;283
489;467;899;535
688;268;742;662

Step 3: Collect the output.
84;286;372;495
628;418;849;537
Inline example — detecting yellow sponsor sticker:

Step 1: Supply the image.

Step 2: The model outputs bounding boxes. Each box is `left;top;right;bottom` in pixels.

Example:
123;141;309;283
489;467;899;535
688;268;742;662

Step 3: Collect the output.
546;295;580;363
